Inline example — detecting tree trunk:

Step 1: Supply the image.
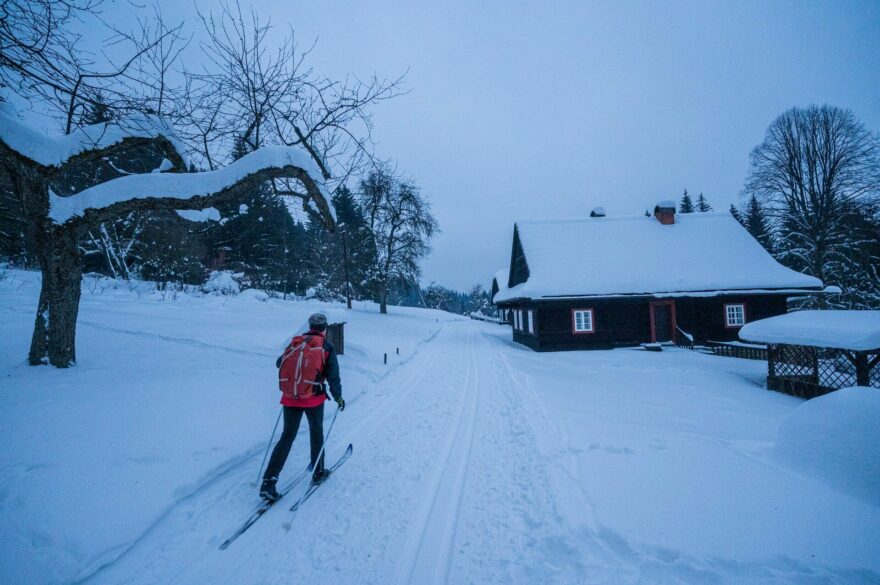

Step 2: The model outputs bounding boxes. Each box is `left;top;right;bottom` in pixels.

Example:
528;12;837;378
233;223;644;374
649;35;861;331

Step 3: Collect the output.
379;287;388;314
29;226;82;367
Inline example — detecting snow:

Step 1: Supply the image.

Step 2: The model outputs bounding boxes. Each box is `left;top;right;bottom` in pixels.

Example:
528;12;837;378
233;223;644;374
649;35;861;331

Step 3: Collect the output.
1;269;878;584
0;103;183;168
238;288;269;302
774;386;880;504
495;213;823;302
152;158;174;173
202;270;244;295
491;266;509;303
176;207;221;222
49;145;331;224
740;310;880;350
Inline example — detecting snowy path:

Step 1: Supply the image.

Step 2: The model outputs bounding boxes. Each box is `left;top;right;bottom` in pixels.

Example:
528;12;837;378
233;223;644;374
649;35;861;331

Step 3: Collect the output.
3;273;878;584
80;318;879;585
78;320;605;585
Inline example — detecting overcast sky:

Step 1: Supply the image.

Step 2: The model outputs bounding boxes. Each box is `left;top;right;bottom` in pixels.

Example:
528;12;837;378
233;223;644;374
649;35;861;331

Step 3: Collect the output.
149;1;880;289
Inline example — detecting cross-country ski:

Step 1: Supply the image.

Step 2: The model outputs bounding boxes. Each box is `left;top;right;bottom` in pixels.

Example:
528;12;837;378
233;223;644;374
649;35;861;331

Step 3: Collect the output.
283;443;353;530
219;467;310;550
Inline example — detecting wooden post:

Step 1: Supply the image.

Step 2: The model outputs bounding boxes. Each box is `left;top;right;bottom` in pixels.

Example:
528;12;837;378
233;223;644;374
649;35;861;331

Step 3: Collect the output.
855;351;869;387
341;228;352;310
384;353;387;365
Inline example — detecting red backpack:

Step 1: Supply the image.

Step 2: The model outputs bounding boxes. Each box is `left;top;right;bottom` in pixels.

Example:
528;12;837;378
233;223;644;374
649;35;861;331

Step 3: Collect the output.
278;333;327;402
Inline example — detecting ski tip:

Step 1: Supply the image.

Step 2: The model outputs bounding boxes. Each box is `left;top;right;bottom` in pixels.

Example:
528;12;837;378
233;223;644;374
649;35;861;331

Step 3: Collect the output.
219;540;231;551
346;443;353;454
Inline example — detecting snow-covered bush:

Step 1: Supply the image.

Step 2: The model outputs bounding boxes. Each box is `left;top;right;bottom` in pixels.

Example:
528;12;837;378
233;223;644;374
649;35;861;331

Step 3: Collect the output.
305;283;345;303
774;386;880;503
239;288;270;302
202;271;245;295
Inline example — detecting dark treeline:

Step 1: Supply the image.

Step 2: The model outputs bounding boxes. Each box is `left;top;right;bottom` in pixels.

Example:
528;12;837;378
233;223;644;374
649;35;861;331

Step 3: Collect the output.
1;156;438;312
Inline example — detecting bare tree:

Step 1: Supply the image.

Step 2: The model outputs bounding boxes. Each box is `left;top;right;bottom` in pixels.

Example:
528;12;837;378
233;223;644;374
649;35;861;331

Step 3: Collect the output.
0;110;334;367
1;0;403;365
183;2;403;189
0;0;187;133
358;166;437;314
744;105;880;307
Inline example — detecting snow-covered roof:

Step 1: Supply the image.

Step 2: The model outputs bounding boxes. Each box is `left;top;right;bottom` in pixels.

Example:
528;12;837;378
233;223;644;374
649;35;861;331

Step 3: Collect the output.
740;311;880;351
0;103;184;168
49;146;330;224
491;267;509;303
494;212;823;302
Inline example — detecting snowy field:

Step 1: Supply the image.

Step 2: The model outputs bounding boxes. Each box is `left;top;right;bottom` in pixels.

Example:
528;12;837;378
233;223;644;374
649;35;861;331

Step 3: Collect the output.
1;268;878;585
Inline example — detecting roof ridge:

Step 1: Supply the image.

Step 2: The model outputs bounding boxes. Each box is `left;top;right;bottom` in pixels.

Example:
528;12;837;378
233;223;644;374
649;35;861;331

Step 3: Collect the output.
515;212;733;226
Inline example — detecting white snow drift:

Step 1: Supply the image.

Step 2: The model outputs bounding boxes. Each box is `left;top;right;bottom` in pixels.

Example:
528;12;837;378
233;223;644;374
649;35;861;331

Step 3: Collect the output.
774;386;880;504
1;269;878;585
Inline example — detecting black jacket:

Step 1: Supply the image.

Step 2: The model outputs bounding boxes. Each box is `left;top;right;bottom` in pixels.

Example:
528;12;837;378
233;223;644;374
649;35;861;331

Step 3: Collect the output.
276;331;342;401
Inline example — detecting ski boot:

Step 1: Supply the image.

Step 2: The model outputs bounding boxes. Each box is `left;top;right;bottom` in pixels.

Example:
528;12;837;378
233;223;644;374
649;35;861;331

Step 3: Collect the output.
312;469;332;485
260;477;280;501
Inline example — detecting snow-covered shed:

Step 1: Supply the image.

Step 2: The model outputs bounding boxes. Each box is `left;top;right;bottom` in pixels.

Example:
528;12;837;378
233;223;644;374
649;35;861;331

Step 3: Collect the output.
495;204;829;351
740;311;880;397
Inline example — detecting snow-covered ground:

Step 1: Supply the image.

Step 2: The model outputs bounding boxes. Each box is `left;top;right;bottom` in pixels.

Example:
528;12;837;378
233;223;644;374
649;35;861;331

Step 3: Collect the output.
1;269;878;585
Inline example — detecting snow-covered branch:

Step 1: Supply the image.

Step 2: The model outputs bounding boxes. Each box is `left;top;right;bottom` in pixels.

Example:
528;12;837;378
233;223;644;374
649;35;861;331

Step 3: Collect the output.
49;145;334;229
0;104;186;171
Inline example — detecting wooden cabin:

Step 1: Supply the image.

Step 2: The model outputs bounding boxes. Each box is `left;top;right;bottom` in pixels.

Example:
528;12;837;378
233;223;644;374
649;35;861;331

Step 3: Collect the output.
493;203;828;351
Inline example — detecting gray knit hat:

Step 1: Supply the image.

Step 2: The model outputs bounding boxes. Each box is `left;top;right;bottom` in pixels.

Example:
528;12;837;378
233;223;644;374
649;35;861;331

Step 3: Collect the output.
308;313;328;330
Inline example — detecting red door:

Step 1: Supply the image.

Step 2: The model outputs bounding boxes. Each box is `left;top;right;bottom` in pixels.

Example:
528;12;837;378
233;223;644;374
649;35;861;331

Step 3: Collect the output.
649;301;677;343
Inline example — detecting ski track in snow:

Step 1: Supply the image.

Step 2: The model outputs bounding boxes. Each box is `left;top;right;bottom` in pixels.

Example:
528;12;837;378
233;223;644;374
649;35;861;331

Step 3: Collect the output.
390;328;479;585
80;324;455;585
76;319;879;585
5;285;876;585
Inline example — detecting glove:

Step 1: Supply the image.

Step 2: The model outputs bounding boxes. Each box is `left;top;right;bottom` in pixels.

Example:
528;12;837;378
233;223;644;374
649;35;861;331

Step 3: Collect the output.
335;396;345;411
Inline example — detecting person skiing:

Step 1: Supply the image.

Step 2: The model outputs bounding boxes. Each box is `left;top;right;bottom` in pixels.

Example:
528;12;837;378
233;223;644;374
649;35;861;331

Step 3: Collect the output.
260;313;345;501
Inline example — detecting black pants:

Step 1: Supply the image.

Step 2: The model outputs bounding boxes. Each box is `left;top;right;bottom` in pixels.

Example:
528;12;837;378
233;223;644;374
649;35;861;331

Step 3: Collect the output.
264;403;325;480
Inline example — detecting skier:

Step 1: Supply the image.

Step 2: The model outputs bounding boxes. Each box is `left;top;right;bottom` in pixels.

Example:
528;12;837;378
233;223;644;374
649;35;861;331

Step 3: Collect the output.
260;313;345;501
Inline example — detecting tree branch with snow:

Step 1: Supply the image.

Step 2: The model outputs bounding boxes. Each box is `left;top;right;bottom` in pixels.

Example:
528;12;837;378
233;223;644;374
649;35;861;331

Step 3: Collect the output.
0;109;334;368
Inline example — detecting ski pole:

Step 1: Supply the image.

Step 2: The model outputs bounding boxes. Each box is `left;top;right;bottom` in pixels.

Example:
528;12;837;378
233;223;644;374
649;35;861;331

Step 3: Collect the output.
310;402;341;473
256;407;283;485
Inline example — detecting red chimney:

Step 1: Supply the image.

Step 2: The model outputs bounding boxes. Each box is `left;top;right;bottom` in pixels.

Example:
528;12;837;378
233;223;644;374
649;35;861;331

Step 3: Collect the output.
653;201;676;225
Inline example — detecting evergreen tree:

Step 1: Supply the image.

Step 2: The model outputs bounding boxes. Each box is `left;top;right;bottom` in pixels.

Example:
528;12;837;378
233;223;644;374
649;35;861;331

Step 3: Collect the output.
696;192;713;212
466;284;491;315
679;189;694;213
332;185;378;300
303;185;378;301
729;204;744;225
201;135;312;295
744;195;772;252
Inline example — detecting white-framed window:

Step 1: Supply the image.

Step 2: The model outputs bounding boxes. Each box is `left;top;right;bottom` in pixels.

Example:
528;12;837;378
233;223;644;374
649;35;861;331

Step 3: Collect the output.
572;308;595;333
527;310;535;334
514;310;521;330
725;303;745;327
